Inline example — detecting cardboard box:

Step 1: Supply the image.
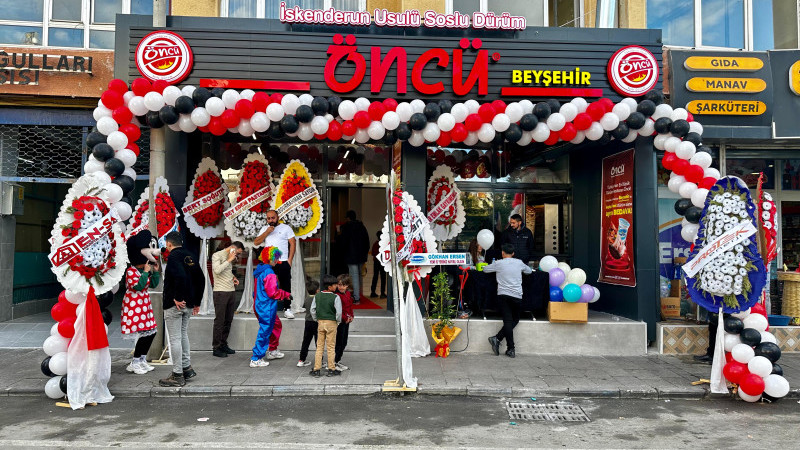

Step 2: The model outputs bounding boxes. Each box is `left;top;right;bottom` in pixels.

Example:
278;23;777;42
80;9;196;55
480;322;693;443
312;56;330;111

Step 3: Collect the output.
661;297;681;320
548;301;588;323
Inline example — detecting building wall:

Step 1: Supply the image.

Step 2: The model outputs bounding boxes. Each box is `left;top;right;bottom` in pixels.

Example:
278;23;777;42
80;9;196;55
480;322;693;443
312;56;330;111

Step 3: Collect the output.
172;0;220;17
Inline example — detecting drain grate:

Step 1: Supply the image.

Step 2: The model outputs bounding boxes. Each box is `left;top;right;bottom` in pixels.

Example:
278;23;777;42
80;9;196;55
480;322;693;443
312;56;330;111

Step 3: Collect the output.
505;402;590;422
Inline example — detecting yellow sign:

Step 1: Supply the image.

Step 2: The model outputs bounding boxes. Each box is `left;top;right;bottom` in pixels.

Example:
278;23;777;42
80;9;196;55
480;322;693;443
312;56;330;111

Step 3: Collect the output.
511;68;591;86
687;100;767;115
684;56;764;72
686;77;766;93
790;60;800;95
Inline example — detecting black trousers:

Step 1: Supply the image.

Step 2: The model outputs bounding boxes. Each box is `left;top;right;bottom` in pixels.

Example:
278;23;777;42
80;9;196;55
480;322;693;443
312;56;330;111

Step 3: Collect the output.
134;333;155;358
212;291;237;350
495;294;522;350
706;313;719;356
273;261;292;310
335;321;350;363
371;259;386;295
299;320;318;362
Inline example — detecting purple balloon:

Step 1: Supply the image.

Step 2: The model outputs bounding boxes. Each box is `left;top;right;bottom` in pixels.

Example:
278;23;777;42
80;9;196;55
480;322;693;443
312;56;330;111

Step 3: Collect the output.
579;284;594;303
549;268;565;287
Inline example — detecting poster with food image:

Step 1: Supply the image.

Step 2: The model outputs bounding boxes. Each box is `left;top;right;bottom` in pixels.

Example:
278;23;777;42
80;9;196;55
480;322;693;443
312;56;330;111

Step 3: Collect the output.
599;149;636;286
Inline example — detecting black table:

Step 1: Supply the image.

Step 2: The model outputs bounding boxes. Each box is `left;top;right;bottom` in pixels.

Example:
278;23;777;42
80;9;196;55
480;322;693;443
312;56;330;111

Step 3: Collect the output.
445;266;550;317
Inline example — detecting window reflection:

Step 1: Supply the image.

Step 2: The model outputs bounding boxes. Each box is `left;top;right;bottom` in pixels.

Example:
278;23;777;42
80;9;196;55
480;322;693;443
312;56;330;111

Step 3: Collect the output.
426;147;492;182
701;0;744;48
647;0;694;47
725;158;774;189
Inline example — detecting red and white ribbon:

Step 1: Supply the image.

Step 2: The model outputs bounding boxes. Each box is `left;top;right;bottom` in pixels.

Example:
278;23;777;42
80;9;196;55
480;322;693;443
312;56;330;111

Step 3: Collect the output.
683;221;757;278
427;188;459;223
224;185;272;223
276;186;318;219
182;187;224;216
49;209;120;268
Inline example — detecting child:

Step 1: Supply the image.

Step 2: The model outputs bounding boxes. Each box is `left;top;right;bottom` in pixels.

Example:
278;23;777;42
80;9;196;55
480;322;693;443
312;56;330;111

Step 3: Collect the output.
250;246;291;368
309;274;342;377
334;274;355;371
297;279;320;367
483;243;532;358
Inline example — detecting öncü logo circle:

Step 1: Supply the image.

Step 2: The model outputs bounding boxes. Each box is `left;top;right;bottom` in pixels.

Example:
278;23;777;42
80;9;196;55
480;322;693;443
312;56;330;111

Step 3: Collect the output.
607;46;659;97
135;31;193;84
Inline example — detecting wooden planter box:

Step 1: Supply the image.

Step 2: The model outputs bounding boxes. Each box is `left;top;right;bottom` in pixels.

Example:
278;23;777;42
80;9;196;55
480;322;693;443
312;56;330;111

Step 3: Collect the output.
548;301;588;323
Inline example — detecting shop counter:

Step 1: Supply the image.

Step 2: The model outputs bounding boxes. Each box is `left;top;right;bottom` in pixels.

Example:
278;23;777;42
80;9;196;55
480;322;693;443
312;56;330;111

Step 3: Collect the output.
446;266;550;317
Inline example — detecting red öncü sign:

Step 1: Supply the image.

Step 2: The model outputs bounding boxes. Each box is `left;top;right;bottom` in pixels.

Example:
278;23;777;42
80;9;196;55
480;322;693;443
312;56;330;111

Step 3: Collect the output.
607;46;659;97
599;148;636;287
135;31;193;84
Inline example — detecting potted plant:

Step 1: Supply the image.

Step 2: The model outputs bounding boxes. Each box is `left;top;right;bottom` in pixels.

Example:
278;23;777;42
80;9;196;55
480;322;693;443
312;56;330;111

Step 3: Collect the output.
429;272;461;357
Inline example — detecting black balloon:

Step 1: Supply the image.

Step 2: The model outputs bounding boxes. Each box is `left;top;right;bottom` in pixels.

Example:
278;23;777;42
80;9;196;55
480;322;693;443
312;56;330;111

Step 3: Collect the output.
636;99;656;117
504;124;522;143
654;117;673;134
492;131;505;146
740;328;762;346
102;309;112;326
86;132;106;148
295;105;314;123
112;175;135;194
674;198;692;215
423;103;441;121
755;342;781;363
771;363;783;376
97;291;114;309
192;87;213;107
327;96;342;116
519;113;538;131
104;158;125;177
41;357;55;377
280;115;299;133
135;115;147;126
685;206;702;224
269;123;285;139
546;99;561;114
92;143;115;162
684;132;702;147
644;90;664;105
533;102;551;119
59;375;67;394
158;105;179;125
120;196;132;205
396;123;412;140
611;122;630;140
723;316;745;334
409;113;427;130
382;129;398;145
311;97;329;116
438;99;453;113
597;131;612;145
626;112;646;130
146;111;164;128
696;145;710;155
670;119;690;138
174;96;195;114
211;87;225;98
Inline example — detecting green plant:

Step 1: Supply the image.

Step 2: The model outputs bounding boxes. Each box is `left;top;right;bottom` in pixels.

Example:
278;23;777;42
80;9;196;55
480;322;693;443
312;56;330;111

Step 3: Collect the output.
430;272;457;338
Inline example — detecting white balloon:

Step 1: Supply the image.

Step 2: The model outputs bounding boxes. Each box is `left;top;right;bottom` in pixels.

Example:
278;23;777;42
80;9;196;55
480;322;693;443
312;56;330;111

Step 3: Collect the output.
676;141;696;160
464;99;480;114
310;116;329;135
611;103;631;121
45;376;64;399
637;118;655;136
668;175;686;193
337;100;357;120
590;286;601;303
83;159;104;174
409;99;425;114
222;89;241;109
162;86;182;106
570;130;586;144
127;96;148;116
723;333;742;352
492;113;511;132
237;118;254;136
435;112;455;132
205;97;225;117
408;130;425;147
585;122;604;141
477;123;495;143
704;167;721;179
738;389;761;403
178;114;197;133
240;89;255;101
281;93;300;115
532;122;550;142
691;188;709;208
565;268;586;285
681;223;699;242
652;103;673;120
748;356;773;378
600;112;620;131
422;122;440;142
558;103;577;122
760;331;777;345
298;93;314;106
324;113;334;123
476;229;494;249
190;107;211;127
570;97;588;113
355;97;371;111
112;201;132;221
557;262;571;274
620;97;638;111
143;91;164;112
96;116;118;136
65;291;86;305
368;121;386;140
506;102;524;122
450;103;468;122
297;123;314;141
123;91;135;106
122;167;136;180
653;134;669;150
763;374;790;398
106;131;128;151
50;322;60;336
688;121;703;135
732;308;751;320
545;112;566;132
181;85;196;97
678;181;698;199
382;111;401;130
43;335;69;356
393;102;411;122
671;108;689;121
104;183;124;204
93;105;112;121
743;313;768;332
49;352;68;376
622;129;638;143
518;99;534;114
732;343;755;364
539;255;558;272
266;103;285;122
516;131;532;146
690;151;712;169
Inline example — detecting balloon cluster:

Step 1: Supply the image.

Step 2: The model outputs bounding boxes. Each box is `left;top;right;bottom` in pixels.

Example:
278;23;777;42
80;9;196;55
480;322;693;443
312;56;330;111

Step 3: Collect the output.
41;291;79;399
539;255;600;304
722;303;790;402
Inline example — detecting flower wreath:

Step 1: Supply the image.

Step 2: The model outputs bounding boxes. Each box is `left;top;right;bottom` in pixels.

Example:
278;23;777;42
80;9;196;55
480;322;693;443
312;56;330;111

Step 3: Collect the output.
379;189;438;278
184;157;229;240
757;174;777;264
274;160;323;239
130;176;180;248
224;153;274;248
426;165;466;242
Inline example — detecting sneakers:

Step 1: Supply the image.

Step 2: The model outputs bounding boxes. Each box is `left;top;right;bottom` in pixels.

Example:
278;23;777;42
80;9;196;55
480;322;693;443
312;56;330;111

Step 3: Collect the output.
142;360;155;372
295;307;306;313
335;362;349;371
326;369;342;377
213;348;228;358
249;359;270;368
506;349;516;358
309;369;322;377
159;372;185;387
297;360;311;367
126;359;148;375
488;336;500;356
183;366;197;380
222;345;236;355
267;350;285;360
284;309;295;319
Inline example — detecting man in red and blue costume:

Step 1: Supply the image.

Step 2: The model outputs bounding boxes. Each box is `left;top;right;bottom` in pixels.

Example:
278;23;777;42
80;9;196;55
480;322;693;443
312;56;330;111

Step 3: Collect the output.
250;246;291;368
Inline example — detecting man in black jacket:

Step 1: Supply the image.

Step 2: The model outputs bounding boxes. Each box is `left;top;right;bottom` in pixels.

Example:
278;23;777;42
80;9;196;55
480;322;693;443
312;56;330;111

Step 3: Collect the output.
338;210;370;302
501;214;534;264
160;232;203;387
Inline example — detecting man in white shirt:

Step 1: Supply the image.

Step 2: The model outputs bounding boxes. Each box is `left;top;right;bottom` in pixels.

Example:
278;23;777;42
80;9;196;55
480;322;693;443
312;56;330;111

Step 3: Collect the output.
483;243;533;358
255;209;297;318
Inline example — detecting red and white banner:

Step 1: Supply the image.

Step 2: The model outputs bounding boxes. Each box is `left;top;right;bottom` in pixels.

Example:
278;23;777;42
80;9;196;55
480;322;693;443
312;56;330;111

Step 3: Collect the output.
427;188;458;222
599;148;636;286
276;187;318;218
682;221;757;278
182;187;224;216
224;185;272;222
49;209;120;268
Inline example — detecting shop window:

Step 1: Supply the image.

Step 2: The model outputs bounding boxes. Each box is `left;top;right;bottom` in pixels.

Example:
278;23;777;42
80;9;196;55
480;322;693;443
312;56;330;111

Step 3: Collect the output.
327;143;390;184
0;0;45;22
447;0;549;27
0;25;42;46
782;202;800;269
426;147;492;183
781;160;800;190
92;0;121;24
48;27;83;47
52;0;82;21
701;0;744;49
495;150;569;184
228;0;258;18
130;0;154;15
646;0;694;47
439;191;494;253
725;158;774;189
89;29;113;48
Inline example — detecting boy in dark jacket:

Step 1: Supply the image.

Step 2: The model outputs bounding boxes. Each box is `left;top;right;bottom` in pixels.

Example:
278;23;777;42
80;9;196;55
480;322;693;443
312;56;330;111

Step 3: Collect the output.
297;279;320;367
309;274;342;377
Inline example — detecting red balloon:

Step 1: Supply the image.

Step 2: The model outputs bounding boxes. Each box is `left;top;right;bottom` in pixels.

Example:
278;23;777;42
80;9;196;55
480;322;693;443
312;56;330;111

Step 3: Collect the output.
221;109;240;128
314;133;326;140
723;361;748;384
58;318;75;339
444;154;456;168
450;123;468;142
198;125;209;133
478;103;496;123
353;111;370;129
327;120;343;141
465;114;483;132
573;113;593;131
382;98;398;112
558;123;577;141
101;90;124;110
699;177;716;190
662;152;677;171
151;79;169;93
270;93;284;103
739;373;765;396
112;107;133;125
685;165;705;184
586;102;605;121
208;117;226;136
673;159;690;176
252;92;271;112
598;98;615;113
235;99;255;119
544;131;560;146
342;120;357;136
51;302;68;322
108;78;128;94
686;112;694;122
751;303;767;317
131;78;151;96
119;123;141;141
368;101;386;121
491;99;506;113
725;352;733;363
126;143;140;156
58;290;67;304
434;149;446;164
436;131;452;147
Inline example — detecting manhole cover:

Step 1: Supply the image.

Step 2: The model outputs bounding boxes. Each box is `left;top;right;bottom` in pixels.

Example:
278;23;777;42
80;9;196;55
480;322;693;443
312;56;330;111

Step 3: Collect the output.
505;402;590;422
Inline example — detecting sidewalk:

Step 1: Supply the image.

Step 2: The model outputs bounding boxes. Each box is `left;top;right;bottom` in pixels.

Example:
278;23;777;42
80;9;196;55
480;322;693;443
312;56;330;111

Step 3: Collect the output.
3;348;800;400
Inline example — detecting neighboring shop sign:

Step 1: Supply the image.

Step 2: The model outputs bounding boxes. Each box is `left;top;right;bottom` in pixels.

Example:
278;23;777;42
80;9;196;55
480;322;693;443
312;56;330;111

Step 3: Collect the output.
135;31;193;84
768;50;800;138
599;148;636;287
686;100;767;115
0;46;112;98
686;77;766;93
790;59;800;96
684;56;764;71
408;253;468;266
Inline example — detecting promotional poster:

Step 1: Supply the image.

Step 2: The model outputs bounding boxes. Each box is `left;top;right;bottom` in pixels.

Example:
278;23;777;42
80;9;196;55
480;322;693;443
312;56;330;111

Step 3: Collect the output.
599;149;636;286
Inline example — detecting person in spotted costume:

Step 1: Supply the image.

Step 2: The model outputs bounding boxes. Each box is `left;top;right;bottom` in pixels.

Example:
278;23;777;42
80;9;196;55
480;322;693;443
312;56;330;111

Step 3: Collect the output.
122;230;161;375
